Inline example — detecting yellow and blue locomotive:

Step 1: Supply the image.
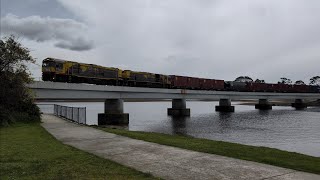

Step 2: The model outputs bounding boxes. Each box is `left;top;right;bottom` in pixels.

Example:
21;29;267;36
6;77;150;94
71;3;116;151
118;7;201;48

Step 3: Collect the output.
42;58;122;85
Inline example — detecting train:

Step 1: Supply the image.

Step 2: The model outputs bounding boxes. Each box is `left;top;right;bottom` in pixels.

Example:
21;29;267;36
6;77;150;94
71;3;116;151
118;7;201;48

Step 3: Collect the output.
42;58;320;93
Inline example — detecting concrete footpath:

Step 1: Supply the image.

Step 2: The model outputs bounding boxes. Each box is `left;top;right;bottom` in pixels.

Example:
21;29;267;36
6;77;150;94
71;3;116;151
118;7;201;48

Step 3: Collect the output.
41;115;319;180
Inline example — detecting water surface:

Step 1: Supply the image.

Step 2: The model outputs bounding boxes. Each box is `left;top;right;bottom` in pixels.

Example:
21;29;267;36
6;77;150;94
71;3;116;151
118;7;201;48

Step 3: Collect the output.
38;101;320;157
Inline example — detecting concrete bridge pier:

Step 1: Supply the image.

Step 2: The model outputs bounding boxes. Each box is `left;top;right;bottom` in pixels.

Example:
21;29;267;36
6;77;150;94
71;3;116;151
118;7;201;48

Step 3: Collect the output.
215;99;235;112
291;99;307;110
168;99;190;116
98;99;129;125
255;99;272;110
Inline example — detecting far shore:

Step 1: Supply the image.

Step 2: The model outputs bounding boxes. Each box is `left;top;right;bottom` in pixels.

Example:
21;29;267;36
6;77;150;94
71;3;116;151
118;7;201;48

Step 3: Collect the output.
35;99;320;106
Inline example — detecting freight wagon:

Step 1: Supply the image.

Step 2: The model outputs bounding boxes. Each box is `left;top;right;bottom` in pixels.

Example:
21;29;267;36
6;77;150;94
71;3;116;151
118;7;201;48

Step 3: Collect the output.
199;78;224;90
170;76;200;89
42;57;320;94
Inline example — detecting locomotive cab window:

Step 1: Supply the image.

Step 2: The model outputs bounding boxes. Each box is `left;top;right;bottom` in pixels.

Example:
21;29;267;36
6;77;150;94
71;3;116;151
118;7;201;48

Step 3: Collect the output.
42;61;55;67
55;63;63;71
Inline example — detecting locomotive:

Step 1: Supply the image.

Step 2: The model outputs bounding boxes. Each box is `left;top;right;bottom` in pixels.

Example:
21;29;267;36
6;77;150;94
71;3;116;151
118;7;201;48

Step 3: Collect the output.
42;58;320;93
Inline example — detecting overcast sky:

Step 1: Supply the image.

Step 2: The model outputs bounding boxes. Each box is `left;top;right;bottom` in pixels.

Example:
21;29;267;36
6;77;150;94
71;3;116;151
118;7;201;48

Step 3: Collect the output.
1;0;319;83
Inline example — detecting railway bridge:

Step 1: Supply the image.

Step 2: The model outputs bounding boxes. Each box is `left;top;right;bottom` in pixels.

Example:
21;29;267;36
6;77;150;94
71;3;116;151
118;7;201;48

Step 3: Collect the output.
28;81;320;125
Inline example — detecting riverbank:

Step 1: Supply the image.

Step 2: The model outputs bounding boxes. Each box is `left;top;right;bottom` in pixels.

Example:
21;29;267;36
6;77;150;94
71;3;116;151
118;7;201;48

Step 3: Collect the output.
98;127;320;175
40;115;320;179
0;122;155;179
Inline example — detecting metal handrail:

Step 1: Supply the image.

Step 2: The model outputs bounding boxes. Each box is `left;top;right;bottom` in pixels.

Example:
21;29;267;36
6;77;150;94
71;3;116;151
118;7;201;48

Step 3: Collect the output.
53;104;86;124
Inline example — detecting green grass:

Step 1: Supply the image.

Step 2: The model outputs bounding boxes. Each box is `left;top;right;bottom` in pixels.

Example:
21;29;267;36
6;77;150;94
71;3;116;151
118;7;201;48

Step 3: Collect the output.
99;127;320;174
0;123;157;180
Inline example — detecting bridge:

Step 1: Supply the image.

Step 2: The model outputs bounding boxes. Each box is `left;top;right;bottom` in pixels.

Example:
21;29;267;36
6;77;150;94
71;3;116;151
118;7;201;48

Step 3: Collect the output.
28;81;320;125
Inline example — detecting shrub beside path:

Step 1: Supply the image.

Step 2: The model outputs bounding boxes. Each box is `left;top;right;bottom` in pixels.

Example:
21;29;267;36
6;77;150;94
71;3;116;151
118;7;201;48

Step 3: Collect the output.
41;114;319;180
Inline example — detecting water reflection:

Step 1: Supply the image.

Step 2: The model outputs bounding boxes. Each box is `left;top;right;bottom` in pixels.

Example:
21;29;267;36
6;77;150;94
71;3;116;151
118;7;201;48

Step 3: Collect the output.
170;116;188;135
217;112;233;132
257;109;271;115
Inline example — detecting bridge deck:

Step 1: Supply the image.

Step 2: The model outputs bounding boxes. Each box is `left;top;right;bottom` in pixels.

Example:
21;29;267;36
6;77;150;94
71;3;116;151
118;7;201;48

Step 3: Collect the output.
28;81;320;100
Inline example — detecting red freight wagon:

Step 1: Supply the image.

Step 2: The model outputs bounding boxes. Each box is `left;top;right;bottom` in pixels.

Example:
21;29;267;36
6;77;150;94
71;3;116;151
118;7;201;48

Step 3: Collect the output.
187;77;200;89
292;85;309;93
271;84;282;92
264;84;278;92
214;79;225;90
246;82;268;92
199;78;214;90
270;83;295;92
170;75;189;89
264;84;273;92
270;84;280;92
198;78;224;90
170;75;200;89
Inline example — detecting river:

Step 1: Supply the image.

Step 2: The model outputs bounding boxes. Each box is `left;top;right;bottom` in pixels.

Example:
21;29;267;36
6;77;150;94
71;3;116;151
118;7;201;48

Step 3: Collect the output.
37;101;320;157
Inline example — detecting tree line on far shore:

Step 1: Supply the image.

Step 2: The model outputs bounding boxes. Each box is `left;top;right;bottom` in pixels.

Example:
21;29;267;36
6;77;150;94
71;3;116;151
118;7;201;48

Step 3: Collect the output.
235;76;320;85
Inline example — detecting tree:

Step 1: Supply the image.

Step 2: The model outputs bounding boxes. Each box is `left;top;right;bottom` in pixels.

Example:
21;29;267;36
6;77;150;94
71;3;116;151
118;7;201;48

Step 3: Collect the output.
255;79;265;83
294;80;305;85
234;76;253;82
0;36;40;126
278;77;292;84
309;76;320;86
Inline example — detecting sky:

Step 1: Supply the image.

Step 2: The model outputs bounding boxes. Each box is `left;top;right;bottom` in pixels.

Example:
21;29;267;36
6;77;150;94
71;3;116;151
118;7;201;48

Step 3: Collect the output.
0;0;319;83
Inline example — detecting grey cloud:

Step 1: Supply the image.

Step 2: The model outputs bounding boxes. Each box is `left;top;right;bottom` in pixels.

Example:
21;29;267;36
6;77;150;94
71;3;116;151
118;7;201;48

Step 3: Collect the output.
4;0;319;82
55;38;93;51
1;0;76;19
56;0;320;83
1;14;94;51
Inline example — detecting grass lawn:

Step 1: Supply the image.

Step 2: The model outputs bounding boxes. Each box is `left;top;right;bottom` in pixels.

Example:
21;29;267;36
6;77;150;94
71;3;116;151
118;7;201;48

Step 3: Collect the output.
0;123;157;179
99;127;320;175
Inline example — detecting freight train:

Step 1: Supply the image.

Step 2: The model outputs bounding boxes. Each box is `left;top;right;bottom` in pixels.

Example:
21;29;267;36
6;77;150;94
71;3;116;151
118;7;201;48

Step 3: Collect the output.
42;58;320;93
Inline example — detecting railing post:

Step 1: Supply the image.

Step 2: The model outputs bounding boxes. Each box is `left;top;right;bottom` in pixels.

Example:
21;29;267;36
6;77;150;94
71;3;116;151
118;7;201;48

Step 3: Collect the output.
77;108;80;122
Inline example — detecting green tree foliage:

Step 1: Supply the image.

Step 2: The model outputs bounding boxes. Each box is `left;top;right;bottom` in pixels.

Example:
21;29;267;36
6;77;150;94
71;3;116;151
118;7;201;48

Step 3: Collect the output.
309;76;320;86
278;77;292;84
0;36;40;126
294;80;305;85
234;76;253;82
255;79;265;83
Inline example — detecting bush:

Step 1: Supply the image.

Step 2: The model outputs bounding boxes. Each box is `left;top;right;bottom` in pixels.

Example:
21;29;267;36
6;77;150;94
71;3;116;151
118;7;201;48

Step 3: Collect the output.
0;104;40;126
0;36;40;126
0;107;14;126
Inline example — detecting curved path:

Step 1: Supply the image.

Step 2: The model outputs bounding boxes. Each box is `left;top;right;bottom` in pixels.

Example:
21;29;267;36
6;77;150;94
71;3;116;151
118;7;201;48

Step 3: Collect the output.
41;115;319;180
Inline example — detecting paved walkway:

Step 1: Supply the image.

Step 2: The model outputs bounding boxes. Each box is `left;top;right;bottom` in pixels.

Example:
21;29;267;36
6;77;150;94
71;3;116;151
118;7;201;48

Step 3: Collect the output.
41;115;319;180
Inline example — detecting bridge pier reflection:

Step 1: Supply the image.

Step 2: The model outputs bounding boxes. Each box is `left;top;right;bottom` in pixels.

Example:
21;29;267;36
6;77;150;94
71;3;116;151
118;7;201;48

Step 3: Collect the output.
291;99;307;110
170;116;188;135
